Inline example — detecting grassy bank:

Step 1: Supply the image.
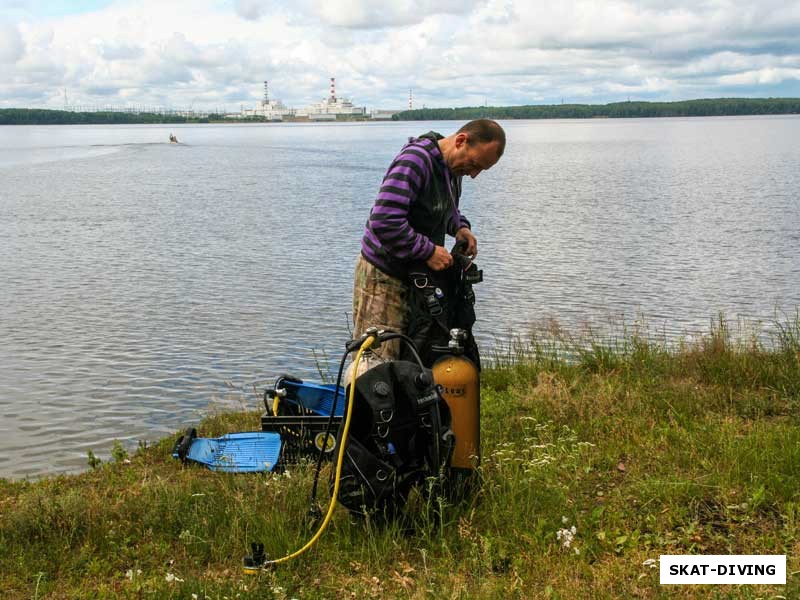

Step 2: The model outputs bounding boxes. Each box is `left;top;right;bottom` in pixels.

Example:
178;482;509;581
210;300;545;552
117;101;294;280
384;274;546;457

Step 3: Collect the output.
1;316;798;599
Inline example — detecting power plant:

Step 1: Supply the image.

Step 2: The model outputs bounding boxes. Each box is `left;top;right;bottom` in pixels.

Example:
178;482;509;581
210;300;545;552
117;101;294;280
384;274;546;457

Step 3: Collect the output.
239;81;294;121
47;78;404;121
235;78;400;122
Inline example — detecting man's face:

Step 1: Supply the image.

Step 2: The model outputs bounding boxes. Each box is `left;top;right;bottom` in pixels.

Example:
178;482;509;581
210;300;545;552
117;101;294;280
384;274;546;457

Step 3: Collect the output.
449;135;501;179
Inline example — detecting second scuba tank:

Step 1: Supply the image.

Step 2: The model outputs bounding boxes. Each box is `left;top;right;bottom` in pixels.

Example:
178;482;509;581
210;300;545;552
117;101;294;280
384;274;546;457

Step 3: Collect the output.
432;329;480;484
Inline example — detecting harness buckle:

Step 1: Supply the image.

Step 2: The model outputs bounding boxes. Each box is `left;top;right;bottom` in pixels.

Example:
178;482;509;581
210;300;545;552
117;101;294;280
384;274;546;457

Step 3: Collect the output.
416;390;438;407
426;294;443;316
464;268;483;284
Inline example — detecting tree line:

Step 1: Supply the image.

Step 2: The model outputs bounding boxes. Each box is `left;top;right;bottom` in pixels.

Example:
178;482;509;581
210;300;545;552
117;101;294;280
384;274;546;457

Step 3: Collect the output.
3;98;800;125
393;98;800;121
0;109;367;125
0;109;225;125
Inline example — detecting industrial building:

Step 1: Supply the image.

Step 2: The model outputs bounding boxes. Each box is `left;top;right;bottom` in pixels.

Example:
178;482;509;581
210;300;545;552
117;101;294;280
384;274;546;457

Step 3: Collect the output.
295;78;366;120
239;81;294;121
234;78;399;121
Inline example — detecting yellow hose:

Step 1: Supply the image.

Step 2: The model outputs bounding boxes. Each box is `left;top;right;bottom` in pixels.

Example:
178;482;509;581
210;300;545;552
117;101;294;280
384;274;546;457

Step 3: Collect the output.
255;334;375;568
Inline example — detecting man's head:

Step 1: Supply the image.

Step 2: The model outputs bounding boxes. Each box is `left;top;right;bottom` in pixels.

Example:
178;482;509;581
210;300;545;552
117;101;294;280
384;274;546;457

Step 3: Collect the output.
442;119;506;178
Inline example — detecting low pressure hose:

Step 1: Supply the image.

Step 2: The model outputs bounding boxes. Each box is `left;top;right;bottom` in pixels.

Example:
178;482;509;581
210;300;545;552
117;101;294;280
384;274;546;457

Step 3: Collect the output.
243;334;376;571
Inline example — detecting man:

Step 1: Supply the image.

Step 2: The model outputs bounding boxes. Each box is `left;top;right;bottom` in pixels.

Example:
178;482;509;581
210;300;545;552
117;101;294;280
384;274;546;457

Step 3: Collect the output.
352;119;506;359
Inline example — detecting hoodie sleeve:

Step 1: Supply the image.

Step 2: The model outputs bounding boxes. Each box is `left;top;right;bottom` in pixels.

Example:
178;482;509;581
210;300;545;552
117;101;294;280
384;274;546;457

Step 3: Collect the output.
363;145;436;261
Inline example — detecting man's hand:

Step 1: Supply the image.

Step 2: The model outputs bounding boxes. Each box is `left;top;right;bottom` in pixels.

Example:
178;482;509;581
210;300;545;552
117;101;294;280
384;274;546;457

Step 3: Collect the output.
426;245;454;271
455;227;477;258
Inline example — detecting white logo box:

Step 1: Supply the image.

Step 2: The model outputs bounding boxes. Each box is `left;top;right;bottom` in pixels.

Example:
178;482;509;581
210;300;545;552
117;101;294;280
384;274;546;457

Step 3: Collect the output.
660;555;786;585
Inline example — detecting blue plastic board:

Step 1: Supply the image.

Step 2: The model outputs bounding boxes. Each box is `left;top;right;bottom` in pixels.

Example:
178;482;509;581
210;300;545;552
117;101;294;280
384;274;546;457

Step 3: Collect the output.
179;432;283;472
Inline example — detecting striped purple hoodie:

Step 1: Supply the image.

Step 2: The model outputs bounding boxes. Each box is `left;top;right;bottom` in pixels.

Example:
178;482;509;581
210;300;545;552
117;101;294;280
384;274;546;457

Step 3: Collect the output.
361;134;470;277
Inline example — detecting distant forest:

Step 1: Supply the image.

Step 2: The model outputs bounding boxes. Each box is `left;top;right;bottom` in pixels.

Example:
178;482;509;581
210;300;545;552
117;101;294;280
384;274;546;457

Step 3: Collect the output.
2;98;800;125
393;98;800;120
0;109;223;125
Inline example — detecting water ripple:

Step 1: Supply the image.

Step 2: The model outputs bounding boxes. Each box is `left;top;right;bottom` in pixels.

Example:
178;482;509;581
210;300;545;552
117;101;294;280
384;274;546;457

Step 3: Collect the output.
1;117;799;478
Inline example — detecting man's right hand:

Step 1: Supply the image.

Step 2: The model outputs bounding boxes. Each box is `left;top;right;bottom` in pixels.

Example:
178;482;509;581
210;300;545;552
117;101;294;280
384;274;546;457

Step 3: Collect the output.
426;245;454;271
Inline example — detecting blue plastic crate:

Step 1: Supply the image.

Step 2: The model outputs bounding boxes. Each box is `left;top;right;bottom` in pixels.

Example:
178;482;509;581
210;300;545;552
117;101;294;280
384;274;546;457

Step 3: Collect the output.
272;376;346;417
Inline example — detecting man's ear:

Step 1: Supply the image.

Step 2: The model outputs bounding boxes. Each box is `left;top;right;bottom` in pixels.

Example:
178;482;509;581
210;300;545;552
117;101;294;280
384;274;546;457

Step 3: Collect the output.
454;132;469;148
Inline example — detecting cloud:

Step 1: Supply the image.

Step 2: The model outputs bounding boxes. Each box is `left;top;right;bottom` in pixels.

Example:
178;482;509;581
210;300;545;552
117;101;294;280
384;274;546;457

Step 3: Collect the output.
162;33;237;68
97;41;144;61
0;23;26;63
235;0;267;21
313;0;480;29
2;0;800;110
85;84;120;96
718;67;800;86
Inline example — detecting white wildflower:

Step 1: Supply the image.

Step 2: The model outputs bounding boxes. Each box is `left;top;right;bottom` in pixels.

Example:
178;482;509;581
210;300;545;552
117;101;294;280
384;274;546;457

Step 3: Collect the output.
643;558;658;569
556;525;577;549
125;570;133;580
165;573;184;583
561;516;569;524
192;595;198;600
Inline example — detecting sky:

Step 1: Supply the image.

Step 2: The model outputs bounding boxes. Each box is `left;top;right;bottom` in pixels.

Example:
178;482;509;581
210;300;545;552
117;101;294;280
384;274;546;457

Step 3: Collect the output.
1;0;799;112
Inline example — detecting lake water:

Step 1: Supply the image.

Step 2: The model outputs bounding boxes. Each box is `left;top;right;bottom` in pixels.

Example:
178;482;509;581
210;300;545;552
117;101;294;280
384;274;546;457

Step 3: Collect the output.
1;117;799;479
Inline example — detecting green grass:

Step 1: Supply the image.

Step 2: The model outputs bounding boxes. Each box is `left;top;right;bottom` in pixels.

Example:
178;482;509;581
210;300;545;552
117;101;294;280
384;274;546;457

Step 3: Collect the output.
1;314;799;599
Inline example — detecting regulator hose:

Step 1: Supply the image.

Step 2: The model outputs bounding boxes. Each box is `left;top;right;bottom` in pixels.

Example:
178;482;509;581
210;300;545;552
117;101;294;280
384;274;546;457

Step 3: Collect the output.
312;330;428;503
244;334;376;570
308;340;352;506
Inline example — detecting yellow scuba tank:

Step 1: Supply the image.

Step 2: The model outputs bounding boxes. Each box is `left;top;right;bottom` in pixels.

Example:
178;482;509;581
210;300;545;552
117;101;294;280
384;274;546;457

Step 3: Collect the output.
432;329;480;482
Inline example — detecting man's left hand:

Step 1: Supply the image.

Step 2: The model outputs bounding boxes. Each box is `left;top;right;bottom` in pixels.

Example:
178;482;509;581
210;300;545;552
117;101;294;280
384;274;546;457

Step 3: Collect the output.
455;227;477;258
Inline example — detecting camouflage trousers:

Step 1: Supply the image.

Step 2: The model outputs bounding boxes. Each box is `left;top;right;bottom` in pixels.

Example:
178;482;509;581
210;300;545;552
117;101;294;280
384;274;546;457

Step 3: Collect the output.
352;255;409;361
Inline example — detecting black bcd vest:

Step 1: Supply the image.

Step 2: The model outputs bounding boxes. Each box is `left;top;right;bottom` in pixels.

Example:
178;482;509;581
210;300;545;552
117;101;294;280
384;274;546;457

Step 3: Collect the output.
336;360;454;518
401;241;483;369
